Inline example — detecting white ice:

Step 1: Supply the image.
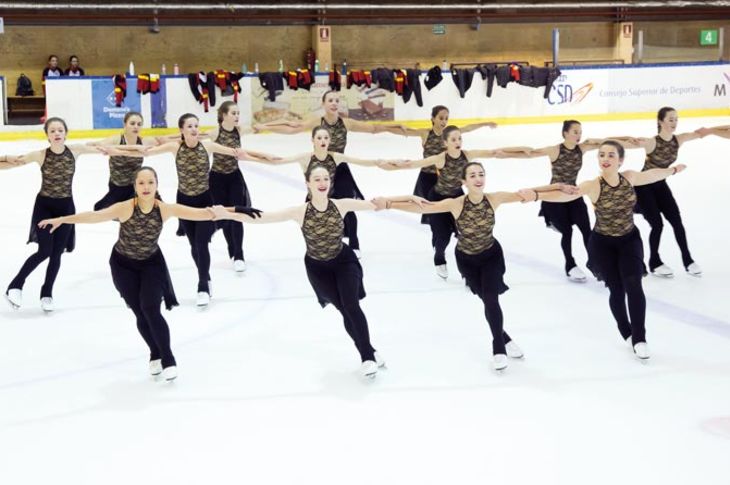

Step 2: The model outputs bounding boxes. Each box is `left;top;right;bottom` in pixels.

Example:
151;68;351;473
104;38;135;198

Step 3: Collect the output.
1;117;729;485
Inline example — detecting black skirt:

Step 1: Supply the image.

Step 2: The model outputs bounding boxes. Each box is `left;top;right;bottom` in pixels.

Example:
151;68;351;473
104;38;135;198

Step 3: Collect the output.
427;186;463;235
175;189;214;238
634;179;669;215
455;240;509;296
28;194;76;253
333;163;364;200
110;248;179;310
413;171;438;224
94;182;135;211
588;227;646;287
304;244;366;308
539;197;588;230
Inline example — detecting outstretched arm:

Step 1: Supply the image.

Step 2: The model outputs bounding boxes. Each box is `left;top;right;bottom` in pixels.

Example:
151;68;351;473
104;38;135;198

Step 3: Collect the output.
211;204;302;224
138;141;180;158
386;153;444;171
0;149;45;169
464;149;497;160
254;118;317;134
332;152;404;169
345;118;407;135
38;201;129;232
374;195;456;215
527;179;599;204
160;202;217;222
332;198;378;214
86;135;118;147
459;120;498;133
676;131;703;146
623;165;686;187
696;125;730;139
487;191;534;210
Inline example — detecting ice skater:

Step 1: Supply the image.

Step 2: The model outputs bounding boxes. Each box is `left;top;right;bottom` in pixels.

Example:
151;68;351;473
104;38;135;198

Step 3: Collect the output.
1;117;107;312
533;140;687;360
213;164;400;379
377;162;559;371
38;167;226;381
254;90;407;253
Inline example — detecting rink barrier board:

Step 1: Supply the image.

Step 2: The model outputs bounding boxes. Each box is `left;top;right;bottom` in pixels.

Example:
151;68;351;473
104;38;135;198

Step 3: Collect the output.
1;107;729;142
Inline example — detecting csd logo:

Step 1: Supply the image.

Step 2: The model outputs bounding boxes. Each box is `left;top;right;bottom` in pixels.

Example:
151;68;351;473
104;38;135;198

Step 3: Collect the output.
548;82;593;105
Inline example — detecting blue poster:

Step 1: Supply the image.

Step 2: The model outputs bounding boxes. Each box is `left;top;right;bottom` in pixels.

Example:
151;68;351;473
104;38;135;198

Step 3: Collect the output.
150;77;167;128
92;78;141;129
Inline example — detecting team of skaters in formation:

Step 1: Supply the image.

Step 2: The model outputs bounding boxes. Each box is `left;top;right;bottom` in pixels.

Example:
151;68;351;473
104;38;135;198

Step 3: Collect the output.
2;91;729;381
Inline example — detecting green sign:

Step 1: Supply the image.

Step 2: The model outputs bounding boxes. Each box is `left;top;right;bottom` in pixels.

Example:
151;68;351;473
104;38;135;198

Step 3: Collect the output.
433;24;446;35
700;29;718;46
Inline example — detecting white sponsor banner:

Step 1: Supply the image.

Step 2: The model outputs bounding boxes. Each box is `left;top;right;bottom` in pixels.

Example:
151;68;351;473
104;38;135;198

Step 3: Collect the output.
38;63;730;130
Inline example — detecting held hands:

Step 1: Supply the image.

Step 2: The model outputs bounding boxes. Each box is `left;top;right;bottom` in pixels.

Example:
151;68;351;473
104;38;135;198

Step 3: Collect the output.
672;164;687;174
234;205;263;218
517;189;537;203
556;183;580;195
694;127;711;138
376;159;406;170
408;195;431;208
371;197;388;211
38;218;62;233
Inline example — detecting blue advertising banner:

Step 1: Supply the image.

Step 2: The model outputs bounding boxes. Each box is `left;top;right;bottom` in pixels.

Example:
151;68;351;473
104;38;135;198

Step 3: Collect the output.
92;78;141;129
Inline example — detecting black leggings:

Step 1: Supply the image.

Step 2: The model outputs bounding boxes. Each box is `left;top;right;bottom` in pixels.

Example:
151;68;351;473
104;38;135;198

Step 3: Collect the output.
343;212;359;250
94;182;134;211
9;195;75;298
210;170;249;261
177;191;214;293
110;250;176;368
328;269;375;362
541;199;592;273
589;229;647;344
479;292;513;355
427;188;461;266
635;180;694;270
305;247;374;362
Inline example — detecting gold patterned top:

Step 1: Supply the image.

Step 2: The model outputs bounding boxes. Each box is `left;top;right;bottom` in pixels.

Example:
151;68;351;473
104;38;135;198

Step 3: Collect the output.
643;135;678;171
456;195;496;254
212;126;241;174
434;150;469;196
550;144;583;185
39;147;75;198
109;135;144;187
305;154;337;196
321;117;347;154
421;130;444;174
594;174;636;237
301;200;344;261
175;142;210;196
114;201;163;260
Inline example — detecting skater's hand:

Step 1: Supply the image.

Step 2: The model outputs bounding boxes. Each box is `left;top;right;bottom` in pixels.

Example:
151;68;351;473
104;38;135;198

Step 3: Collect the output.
38;218;62;233
234;205;263;218
517;189;537;203
371;197;388;210
672;164;687;174
376;159;405;170
483;121;498;129
695;127;711;137
409;195;431;208
556;183;580;195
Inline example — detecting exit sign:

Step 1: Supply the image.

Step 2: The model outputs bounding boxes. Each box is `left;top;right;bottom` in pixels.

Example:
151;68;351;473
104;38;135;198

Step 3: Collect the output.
700;29;718;46
433;24;446;35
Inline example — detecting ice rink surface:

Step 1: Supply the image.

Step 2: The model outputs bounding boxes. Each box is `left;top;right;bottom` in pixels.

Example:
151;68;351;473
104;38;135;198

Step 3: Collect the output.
1;117;729;484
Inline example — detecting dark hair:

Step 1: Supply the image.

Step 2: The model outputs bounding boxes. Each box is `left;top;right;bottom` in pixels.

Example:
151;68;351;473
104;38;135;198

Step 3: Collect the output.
43;117;68;134
133;166;163;201
461;161;484;179
48;54;58;62
321;90;337;103
561;120;581;137
69;55;79;63
657;106;676;133
305;163;331;182
217;101;237;124
311;125;331;139
600;140;625;159
123;111;143;125
178;113;198;140
442;125;461;142
430;105;449;123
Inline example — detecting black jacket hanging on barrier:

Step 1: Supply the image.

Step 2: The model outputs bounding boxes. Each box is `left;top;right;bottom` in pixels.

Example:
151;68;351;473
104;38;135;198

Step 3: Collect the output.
402;69;423;106
258;72;284;101
424;65;442;90
451;67;475;98
371;68;395;92
475;64;498;97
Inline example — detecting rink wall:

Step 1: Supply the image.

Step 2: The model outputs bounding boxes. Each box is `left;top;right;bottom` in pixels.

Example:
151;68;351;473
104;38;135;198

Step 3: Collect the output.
0;76;6;125
28;61;730;135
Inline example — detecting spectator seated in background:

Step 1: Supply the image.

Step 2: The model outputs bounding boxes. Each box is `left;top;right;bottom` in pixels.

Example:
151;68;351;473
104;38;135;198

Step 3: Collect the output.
64;55;85;77
42;54;63;80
